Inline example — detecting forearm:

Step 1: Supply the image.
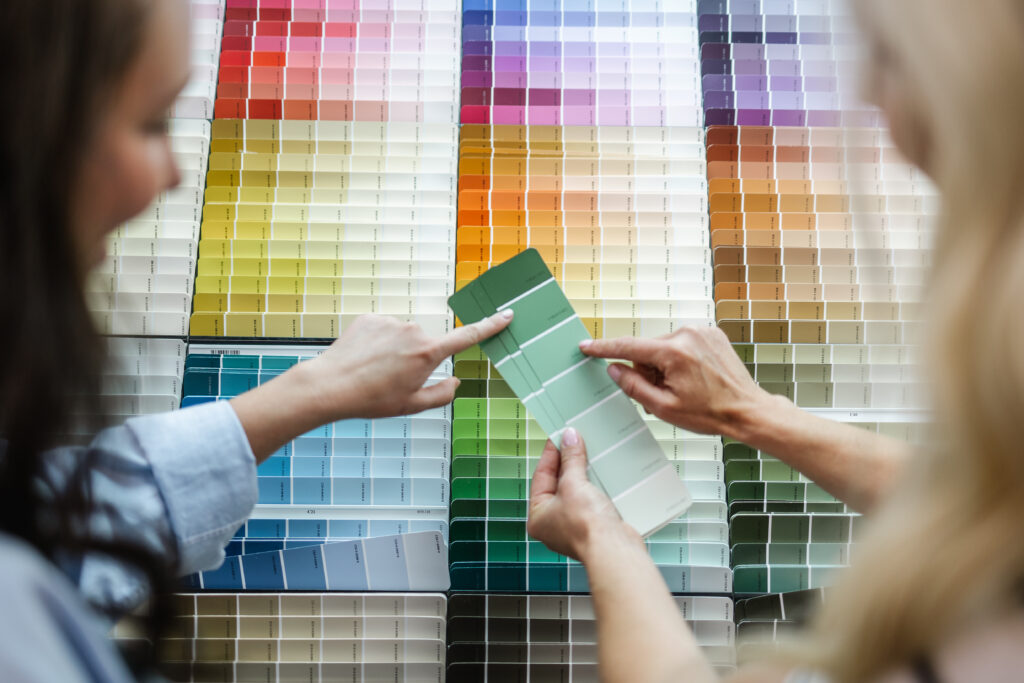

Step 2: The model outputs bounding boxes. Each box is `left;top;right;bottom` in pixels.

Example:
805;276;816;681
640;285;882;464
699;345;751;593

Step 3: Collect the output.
69;402;259;588
728;393;911;512
229;360;337;464
582;525;718;683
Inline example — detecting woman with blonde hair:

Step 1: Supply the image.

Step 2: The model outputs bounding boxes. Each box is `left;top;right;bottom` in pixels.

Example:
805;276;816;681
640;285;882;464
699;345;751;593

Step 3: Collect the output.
527;0;1024;681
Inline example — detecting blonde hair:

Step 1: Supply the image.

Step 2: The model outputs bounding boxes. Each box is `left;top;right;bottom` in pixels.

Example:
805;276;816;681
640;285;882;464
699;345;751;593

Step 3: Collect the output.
796;1;1024;680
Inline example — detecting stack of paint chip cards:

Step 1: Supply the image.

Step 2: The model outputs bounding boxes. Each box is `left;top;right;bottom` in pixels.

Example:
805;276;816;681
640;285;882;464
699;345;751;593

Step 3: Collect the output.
99;337;187;420
445;594;737;680
449;248;692;538
461;0;702;126
189;120;459;338
215;0;460;123
734;588;826;662
112;593;447;682
178;345;453;591
86;0;225;334
86;120;210;336
67;338;186;444
456;124;715;339
724;427;929;596
183;531;449;591
177;0;226;119
697;0;875;128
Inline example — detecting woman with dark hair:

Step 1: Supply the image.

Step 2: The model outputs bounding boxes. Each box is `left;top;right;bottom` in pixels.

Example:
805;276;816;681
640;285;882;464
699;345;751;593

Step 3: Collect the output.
0;1;509;679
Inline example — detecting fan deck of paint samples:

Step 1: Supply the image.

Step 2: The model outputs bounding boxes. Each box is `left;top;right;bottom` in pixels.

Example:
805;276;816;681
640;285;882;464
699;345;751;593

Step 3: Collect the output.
449;247;694;537
112;593;448;682
84;0;943;678
447;250;729;593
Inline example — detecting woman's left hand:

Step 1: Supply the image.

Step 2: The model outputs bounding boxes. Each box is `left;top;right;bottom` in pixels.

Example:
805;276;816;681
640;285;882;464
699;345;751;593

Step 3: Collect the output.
526;428;640;562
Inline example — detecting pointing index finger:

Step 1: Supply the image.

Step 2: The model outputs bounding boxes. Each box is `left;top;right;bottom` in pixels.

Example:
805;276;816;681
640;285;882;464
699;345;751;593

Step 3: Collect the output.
578;335;665;364
436;309;514;358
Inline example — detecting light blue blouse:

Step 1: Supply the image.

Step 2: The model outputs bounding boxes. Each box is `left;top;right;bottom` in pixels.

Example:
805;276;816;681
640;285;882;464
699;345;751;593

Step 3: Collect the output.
0;401;257;682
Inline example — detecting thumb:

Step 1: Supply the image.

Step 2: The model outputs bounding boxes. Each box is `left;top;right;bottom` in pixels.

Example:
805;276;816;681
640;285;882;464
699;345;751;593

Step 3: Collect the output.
558;427;589;481
404;376;460;413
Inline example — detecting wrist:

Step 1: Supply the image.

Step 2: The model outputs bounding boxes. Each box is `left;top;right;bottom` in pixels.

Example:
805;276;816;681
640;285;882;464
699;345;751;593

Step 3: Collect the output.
285;357;352;427
229;361;340;464
578;519;644;566
724;390;794;446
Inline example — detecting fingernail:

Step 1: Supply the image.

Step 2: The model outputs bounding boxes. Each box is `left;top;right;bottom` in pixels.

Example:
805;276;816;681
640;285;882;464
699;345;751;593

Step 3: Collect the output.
501;309;514;319
563;427;579;447
607;364;622;381
578;339;592;349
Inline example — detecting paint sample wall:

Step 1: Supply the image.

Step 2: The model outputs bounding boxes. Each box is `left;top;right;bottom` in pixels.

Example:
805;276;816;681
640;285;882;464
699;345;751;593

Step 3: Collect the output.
90;1;932;679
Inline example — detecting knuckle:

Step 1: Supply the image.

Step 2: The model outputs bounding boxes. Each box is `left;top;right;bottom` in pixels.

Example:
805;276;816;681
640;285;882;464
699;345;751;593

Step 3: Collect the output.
436;383;457;402
650;397;671;416
668;335;694;357
414;342;439;362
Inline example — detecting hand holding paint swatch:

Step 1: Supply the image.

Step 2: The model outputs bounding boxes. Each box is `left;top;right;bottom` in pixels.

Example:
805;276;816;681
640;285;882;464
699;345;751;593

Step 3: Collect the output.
448;248;692;537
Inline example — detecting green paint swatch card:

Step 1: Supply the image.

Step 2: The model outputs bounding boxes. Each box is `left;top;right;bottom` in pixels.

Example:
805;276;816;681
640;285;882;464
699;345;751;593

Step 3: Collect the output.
448;248;692;537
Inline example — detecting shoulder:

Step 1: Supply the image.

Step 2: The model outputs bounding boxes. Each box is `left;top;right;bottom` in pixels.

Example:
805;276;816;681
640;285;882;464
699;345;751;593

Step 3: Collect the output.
0;533;132;682
878;614;1024;683
760;614;1024;683
0;531;91;633
929;613;1024;682
0;532;70;596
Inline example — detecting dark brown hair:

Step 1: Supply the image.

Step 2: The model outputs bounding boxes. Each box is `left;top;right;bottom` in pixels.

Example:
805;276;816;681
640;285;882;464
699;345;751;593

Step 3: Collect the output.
0;0;177;674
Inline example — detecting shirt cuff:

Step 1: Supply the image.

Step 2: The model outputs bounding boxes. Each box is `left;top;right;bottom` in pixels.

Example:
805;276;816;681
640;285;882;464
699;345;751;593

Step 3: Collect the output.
125;400;257;576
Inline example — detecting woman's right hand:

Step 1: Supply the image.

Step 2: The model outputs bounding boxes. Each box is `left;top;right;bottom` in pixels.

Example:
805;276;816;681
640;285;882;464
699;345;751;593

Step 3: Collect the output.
579;326;773;439
301;311;514;422
232;311;514;464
